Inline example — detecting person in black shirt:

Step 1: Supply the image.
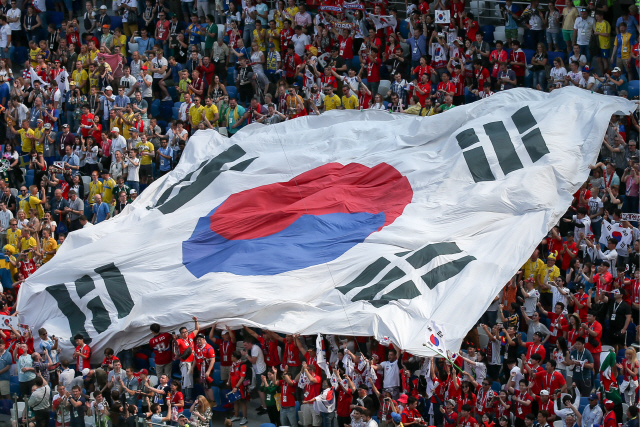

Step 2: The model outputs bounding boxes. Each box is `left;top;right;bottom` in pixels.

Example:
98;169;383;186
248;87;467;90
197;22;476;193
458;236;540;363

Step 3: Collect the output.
125;404;138;427
69;385;89;427
0;187;16;216
608;289;632;352
352;384;375;414
114;190;128;216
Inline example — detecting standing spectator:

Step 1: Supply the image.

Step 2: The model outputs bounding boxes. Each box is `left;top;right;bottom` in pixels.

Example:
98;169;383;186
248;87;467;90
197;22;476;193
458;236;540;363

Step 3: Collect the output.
149;323;173;378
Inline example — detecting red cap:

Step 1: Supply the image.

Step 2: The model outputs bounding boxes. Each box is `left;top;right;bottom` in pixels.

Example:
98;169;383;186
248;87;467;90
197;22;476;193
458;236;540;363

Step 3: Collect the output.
139;369;149;376
604;400;615;410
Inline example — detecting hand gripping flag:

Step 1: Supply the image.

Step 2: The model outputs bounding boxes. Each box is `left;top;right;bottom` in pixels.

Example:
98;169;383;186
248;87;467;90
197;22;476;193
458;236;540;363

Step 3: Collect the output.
368;13;398;30
598;220;633;251
55;69;70;95
16;88;634;361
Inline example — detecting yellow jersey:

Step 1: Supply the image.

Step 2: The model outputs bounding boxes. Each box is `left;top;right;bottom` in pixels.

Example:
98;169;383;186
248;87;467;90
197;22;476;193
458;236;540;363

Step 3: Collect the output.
285;6;299;21
522;257;545;282
7;228;21;247
324;94;341;111
189;105;205;126
32;128;44;153
535;265;561;292
267;29;281;51
29;48;41;68
19;128;34;153
595;20;611;49
102;177;117;204
72;69;89;94
28;195;44;219
121;113;135;140
253;28;267;51
136;141;155;166
42;237;57;264
203;105;219;123
17;194;29;214
341;95;359;110
88;180;103;205
19;236;36;258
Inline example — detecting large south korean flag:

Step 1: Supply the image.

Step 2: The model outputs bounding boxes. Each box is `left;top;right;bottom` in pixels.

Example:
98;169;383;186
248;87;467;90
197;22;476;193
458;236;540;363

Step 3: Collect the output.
16;88;634;360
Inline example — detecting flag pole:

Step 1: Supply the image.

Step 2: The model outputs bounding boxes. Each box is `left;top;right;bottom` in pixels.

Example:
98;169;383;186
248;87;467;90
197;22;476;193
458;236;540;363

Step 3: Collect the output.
423;342;464;374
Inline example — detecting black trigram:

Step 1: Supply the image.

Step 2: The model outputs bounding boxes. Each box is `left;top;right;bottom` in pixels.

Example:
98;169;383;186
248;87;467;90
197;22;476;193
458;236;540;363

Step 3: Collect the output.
45;263;133;341
457;106;550;183
336;242;475;307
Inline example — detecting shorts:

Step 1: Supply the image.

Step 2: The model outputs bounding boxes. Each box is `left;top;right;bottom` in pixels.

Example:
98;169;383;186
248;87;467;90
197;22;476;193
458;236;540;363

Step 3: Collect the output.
505;28;518;40
0;46;12;59
0;380;9;395
19;379;35;397
221;365;231;381
600;48;611;58
162;78;175;87
139;164;152;178
301;403;322;426
562;29;573;42
610;330;626;346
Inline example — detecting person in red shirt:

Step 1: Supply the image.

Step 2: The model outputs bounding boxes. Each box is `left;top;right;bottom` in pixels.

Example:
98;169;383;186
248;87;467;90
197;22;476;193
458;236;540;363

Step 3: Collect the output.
464;12;480;40
580;311;603;371
558;233;578;272
602;400;617;427
80;106;94;138
357;83;372;109
333;369;356;427
283;44;302;81
191;333;216;404
196;56;216;88
298;362;321;427
472;59;491;93
509;40;526;86
457;403;479;427
510;379;533;423
532;390;556;424
591;260;614;297
441;399;459;427
169;380;185;414
294;334;319;373
570;283;590;322
489;40;508;79
273;333;302;378
73;333;91;372
447;62;466;105
533;360;566;395
149;323;173;379
276;366;298;426
337;28;354;62
402;396;425;426
211;325;236;382
538;302;568;345
361;48;382;94
518;332;547;361
101;347;120;370
320;66;337;89
228;351;249;424
175;317;199;402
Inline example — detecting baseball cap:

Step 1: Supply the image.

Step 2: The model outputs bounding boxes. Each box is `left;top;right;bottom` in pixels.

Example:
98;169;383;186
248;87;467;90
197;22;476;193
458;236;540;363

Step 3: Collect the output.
62;124;69;128
612;67;622;73
358;384;368;390
82;368;90;376
36;118;43;123
589;393;599;401
44;123;51;129
540;390;550;396
103;24;110;28
611;289;621;295
111;127;120;132
178;414;187;419
105;85;113;91
604;400;615;410
130;127;138;132
566;231;574;237
446;399;456;406
268;42;275;48
391;413;402;423
582;65;591;73
139;368;148;375
100;5;107;9
69;81;77;86
141;65;148;70
397;394;408;404
130;189;138;195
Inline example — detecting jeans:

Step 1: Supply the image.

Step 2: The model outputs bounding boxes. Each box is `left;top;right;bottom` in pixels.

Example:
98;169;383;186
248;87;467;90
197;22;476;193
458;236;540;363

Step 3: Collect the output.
546;30;561;47
181;1;194;19
366;81;379;96
156;39;170;58
623;195;639;215
532;69;546;90
578;44;591;63
321;411;336;427
243;22;255;50
591;218;602;240
126;181;140;193
528;29;545;50
280;406;297;427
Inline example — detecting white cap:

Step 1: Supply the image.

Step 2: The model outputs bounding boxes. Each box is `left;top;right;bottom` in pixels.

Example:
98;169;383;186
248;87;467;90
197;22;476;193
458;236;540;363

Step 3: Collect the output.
82;368;90;376
111;127;120;132
105;85;113;91
100;5;107;8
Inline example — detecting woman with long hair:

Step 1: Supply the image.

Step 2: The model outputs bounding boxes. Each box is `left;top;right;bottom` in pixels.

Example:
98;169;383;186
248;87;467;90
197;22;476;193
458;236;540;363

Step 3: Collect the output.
531;43;548;91
566;313;581;348
553;336;571;381
369;93;386;110
617;347;639;405
106;402;126;427
548;57;567;91
260;369;280;426
0;59;13;82
498;414;512;427
189;395;212;427
3;142;21;189
457;380;477;412
208;75;228;109
170;380;184;423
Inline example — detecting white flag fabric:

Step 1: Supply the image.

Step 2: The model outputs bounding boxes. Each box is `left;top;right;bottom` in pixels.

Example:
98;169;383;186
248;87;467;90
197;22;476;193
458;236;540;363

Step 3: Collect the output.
316;334;330;377
29;67;49;87
55;69;69;94
599;219;633;251
424;321;447;356
434;10;450;24
16;88;633;361
368;13;397;30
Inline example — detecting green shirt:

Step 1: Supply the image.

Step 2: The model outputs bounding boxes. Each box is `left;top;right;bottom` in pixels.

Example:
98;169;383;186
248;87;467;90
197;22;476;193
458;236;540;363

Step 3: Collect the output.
259;381;279;407
440;104;455;112
205;23;219;49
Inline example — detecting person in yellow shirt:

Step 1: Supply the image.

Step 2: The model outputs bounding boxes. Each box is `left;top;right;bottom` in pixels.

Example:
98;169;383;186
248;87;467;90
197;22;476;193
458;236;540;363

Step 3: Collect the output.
28;40;41;68
18;228;37;259
267;21;281;52
88;41;100;63
136;135;155;186
9;120;34;154
88;171;103;206
6;220;21;248
72;61;90;95
593;11;611;72
253;22;267;52
38;229;57;264
611;22;634;73
535;252;561;308
31;119;45;154
88;63;99;89
78;45;91;70
28;185;45;219
113;27;127;51
100;169;117;206
284;0;299;23
323;85;341;111
521;249;545;282
203;97;220;129
340;86;359;109
189;97;206;128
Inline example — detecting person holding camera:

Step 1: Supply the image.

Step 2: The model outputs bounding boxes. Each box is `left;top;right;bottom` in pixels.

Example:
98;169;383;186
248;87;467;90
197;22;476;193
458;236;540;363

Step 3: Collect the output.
119;0;138;37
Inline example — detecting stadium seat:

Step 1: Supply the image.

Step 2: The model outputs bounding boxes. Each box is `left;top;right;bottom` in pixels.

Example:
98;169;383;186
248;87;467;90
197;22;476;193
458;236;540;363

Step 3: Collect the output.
25;170;34;188
172;107;180;121
261;424;276;427
523;49;534;65
167;86;178;100
160;102;173;120
481;25;495;43
110;16;123;31
150;99;161;118
580;397;589;407
626;322;636;346
378;80;391;96
628;81;639;97
491;381;501;393
174;101;183;108
156;120;167;133
226;86;237;100
547;51;566;64
12;47;28;67
47;11;64;27
352;55;361;70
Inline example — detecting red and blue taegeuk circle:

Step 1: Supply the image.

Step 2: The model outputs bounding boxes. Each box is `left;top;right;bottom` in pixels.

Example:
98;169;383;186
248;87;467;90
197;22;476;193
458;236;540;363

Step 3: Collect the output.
182;162;413;277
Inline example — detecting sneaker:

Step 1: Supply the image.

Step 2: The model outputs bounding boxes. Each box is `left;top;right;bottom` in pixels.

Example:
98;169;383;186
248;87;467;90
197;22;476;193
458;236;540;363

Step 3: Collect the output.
230;416;241;422
257;407;267;415
239;417;248;425
162;96;172;101
255;406;266;411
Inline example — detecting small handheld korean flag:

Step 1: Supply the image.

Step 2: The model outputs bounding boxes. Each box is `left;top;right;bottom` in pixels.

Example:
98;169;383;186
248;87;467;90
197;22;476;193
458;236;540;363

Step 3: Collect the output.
424;321;447;357
434;10;450;24
316;334;331;377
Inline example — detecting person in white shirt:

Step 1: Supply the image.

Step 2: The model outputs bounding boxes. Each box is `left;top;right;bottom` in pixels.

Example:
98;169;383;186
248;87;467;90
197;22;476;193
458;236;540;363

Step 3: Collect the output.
110;127;128;163
581;393;603;427
0;16;12;65
572;9;595;61
6;2;20;34
585;237;618;275
241;339;266;411
563;207;591;252
58;359;75;391
179;93;193;122
579;67;596;90
372;345;402;398
291;25;311;57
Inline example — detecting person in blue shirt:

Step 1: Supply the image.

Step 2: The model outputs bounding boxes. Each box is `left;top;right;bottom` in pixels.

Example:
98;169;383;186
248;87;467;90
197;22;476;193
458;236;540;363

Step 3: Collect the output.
187;15;204;46
226;97;246;135
157;139;173;176
0;340;12;398
134;28;156;56
91;193;110;224
398;27;427;69
616;9;638;39
43;100;60;132
0;77;9;107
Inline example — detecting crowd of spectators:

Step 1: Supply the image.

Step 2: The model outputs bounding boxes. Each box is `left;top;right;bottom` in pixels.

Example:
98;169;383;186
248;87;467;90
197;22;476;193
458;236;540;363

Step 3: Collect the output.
0;0;635;426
